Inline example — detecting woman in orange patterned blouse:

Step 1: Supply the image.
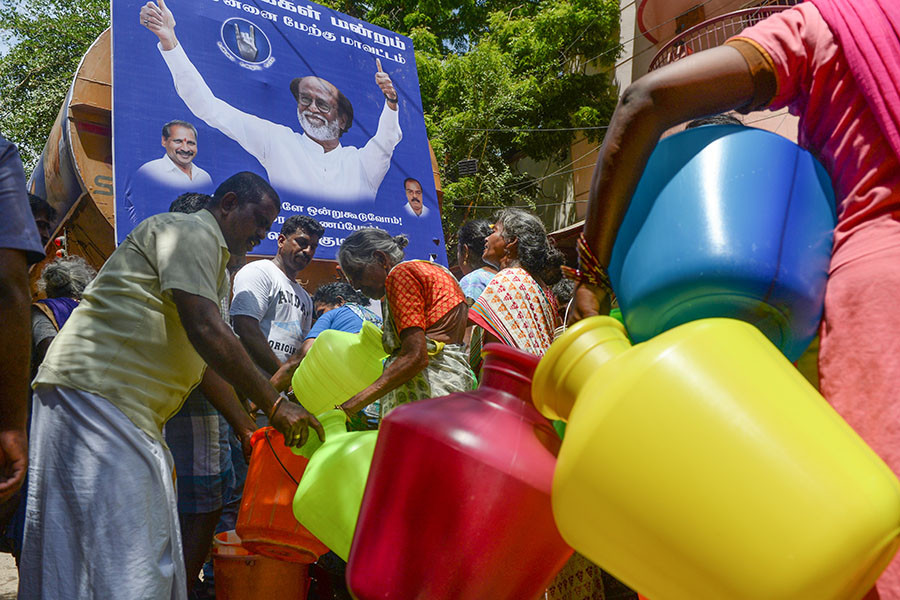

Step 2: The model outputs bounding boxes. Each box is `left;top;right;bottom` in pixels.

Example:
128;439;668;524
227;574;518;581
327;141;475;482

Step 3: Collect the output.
337;228;476;418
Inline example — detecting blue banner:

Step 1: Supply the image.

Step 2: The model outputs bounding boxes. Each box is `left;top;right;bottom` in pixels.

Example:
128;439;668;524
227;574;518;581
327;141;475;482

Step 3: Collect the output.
112;0;446;263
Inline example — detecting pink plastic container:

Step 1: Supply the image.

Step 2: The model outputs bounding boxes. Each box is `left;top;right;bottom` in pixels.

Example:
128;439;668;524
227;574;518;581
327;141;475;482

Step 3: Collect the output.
347;344;573;599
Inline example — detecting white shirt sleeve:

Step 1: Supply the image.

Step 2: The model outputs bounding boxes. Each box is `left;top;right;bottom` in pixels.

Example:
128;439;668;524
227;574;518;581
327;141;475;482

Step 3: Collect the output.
359;102;403;193
230;262;274;321
159;42;279;165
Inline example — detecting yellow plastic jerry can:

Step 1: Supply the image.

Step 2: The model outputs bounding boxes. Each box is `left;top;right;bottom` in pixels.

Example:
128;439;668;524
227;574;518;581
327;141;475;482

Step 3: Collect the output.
532;316;900;600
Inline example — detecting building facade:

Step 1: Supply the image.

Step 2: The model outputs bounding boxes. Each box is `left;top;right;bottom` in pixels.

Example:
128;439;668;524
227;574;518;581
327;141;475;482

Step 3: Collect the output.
544;0;802;237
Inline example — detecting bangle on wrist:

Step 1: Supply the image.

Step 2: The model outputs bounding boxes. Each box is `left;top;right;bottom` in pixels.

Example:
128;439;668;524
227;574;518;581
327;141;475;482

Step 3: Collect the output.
270;392;288;419
561;232;614;297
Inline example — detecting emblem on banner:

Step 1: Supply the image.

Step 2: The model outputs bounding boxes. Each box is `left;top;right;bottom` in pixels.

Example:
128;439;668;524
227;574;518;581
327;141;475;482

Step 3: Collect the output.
219;17;275;70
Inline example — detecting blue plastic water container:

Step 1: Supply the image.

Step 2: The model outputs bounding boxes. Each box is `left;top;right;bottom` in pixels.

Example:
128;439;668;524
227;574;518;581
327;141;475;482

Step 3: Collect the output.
608;124;836;361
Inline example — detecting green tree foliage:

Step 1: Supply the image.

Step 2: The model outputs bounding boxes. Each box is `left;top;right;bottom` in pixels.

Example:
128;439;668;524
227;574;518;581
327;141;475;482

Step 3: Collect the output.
0;0;110;168
322;0;521;53
318;0;622;237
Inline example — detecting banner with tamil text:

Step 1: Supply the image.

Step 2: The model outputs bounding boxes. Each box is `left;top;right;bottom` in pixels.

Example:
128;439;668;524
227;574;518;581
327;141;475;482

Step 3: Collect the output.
112;0;446;263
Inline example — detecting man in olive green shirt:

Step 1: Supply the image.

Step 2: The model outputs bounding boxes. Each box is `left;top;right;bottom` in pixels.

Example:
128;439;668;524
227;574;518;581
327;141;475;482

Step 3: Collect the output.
22;172;323;600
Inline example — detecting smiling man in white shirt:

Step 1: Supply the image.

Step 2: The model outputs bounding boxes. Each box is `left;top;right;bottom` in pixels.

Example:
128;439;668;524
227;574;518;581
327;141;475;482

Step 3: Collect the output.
141;0;403;203
230;214;323;377
123;119;215;226
136;120;213;188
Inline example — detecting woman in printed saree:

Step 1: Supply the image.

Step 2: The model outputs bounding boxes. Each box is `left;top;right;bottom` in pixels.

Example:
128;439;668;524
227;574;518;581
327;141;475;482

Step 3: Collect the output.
469;208;565;356
337;228;475;419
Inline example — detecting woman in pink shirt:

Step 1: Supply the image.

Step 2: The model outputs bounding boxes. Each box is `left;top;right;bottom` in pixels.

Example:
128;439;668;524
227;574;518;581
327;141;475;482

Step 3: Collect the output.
575;1;900;597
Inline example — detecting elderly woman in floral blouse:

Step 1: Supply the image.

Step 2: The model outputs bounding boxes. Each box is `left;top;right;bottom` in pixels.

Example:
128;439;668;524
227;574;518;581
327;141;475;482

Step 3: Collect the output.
336;228;475;418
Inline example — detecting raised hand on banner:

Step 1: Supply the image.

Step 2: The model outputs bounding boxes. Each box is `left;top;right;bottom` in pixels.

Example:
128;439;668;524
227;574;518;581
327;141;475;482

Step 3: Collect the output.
140;0;178;52
375;58;398;111
235;23;259;62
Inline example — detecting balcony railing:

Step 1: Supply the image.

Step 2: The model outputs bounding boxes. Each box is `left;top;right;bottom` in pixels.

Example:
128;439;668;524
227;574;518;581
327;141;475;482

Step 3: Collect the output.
648;6;790;71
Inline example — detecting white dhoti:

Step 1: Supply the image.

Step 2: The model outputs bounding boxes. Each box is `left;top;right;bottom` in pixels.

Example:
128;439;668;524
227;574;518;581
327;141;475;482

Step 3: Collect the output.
19;385;186;600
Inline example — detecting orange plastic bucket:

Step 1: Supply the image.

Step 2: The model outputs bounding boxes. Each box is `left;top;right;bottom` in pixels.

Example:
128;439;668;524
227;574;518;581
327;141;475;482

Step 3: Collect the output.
213;530;310;599
236;427;329;563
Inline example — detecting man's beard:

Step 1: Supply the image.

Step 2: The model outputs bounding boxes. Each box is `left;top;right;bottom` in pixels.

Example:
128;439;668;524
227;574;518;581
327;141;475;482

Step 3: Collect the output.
298;109;342;142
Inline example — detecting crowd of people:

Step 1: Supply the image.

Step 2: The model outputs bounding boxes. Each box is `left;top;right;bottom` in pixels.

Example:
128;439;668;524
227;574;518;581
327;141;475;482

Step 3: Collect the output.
2;0;900;598
1;135;588;598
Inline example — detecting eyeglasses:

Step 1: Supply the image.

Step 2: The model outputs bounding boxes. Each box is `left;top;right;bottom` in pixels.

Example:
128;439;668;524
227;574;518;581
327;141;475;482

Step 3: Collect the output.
298;94;333;113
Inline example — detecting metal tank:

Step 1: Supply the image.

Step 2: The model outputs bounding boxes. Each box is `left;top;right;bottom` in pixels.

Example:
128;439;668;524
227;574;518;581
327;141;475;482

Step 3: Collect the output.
28;29;114;280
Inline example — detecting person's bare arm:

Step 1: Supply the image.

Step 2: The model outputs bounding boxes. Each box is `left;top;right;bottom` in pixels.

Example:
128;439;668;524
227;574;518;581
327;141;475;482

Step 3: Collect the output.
173;290;324;447
339;328;428;415
575;46;757;318
232;315;281;376
270;337;315;393
0;249;31;501
587;46;756;261
197;368;257;463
